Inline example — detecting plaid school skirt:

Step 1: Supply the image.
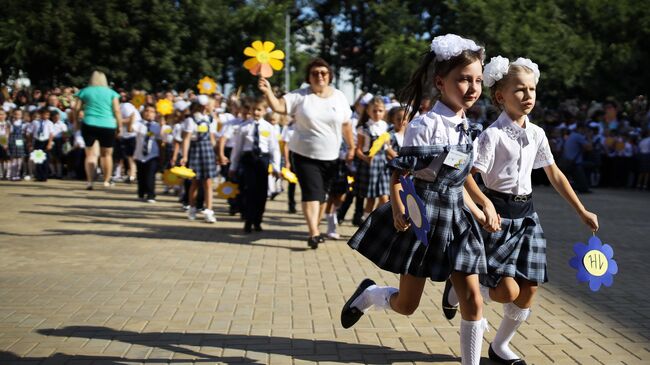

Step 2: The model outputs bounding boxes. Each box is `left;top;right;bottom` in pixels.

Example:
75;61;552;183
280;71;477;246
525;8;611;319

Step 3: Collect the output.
479;193;548;288
357;151;390;198
8;134;26;158
188;138;217;180
348;180;486;281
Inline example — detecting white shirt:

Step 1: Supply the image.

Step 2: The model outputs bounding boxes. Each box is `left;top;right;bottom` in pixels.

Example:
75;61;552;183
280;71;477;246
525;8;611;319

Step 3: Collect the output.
473;112;555;195
229;118;281;173
357;119;389;153
120;102;142;138
392;131;404;149
401;101;468;182
183;113;217;141
52;121;68;138
284;87;352;160
403;101;467;147
31;119;55;141
219;117;244;148
281;123;295;143
133;120;161;162
172;123;184;143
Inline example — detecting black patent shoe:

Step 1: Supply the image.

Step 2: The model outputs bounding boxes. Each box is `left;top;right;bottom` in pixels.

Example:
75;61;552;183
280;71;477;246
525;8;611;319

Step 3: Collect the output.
488;344;527;365
340;278;376;329
307;235;319;249
442;279;458;320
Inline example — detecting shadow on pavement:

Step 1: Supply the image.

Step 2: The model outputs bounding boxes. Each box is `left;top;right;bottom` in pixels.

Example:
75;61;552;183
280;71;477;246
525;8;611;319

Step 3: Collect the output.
27;326;458;364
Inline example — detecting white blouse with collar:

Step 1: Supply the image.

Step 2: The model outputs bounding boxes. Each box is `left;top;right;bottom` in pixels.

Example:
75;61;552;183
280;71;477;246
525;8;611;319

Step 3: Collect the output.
473;111;554;195
403;101;469;147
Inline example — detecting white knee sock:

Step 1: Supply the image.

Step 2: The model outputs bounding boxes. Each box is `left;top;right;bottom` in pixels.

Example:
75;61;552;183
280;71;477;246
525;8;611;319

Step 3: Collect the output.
326;213;337;234
492;302;530;360
460;318;488;365
351;285;398;313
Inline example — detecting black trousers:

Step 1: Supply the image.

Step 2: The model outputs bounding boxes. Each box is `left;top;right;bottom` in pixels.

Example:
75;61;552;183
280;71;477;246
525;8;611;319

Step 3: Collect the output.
33;140;50;181
287;151;296;210
239;152;270;225
136;158;158;199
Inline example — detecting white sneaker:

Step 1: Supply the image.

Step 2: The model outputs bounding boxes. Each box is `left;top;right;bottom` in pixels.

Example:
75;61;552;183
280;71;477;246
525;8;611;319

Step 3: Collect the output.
204;209;216;223
188;207;197;220
146;199;156;203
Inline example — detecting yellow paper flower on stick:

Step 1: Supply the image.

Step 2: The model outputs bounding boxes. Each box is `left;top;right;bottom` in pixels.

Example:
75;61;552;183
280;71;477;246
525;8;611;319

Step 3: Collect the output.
243;41;285;78
197;76;217;95
281;167;298;184
216;181;240;199
368;132;391;157
170;166;196;179
162;169;183;186
156;99;173;116
131;93;145;109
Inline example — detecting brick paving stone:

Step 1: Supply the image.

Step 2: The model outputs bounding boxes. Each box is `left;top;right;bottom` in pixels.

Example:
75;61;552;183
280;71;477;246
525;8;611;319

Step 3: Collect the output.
1;180;649;364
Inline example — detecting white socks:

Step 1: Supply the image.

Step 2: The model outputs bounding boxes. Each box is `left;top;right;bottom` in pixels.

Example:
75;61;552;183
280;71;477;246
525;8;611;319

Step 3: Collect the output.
326;213;339;238
492;303;530;360
350;285;398;313
460;318;488;365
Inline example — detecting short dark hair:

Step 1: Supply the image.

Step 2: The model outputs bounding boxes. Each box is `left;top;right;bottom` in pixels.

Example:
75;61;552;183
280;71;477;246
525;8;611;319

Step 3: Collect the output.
304;58;333;84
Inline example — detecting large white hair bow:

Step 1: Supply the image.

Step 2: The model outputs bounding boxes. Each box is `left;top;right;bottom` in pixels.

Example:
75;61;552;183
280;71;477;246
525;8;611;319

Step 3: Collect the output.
430;34;483;62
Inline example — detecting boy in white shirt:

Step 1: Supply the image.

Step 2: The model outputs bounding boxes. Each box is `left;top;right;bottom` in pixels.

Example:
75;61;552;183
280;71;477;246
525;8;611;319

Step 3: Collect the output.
31;108;55;181
133;105;162;202
229;98;281;233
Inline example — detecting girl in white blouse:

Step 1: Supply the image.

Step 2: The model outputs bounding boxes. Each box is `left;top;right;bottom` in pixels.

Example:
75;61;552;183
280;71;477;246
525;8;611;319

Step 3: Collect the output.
445;56;599;365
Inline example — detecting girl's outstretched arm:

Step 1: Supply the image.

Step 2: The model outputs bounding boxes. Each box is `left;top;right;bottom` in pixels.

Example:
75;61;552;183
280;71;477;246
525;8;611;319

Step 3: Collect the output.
390;170;410;232
543;163;599;231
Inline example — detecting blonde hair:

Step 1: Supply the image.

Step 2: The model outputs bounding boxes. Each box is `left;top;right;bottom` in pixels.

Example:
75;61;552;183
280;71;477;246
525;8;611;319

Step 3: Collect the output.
489;65;534;107
89;71;108;87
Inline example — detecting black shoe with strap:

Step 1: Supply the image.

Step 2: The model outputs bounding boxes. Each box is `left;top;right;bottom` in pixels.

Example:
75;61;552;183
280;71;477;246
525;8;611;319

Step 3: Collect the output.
307;235;319;249
340;278;376;329
488;344;527;365
442;279;458;320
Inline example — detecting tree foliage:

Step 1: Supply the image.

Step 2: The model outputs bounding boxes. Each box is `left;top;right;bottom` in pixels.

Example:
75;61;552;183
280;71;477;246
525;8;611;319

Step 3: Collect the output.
0;0;647;102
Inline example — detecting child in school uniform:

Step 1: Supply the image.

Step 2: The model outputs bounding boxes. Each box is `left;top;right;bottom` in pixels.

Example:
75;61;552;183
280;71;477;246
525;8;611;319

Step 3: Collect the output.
8;109;27;180
386;106;407;159
266;111;284;200
341;34;502;365
355;96;391;220
229;97;281;233
217;98;243;215
50;111;68;178
133;104;162;203
30;108;55;181
281;118;297;213
180;96;218;223
0;110;9;179
443;56;599;365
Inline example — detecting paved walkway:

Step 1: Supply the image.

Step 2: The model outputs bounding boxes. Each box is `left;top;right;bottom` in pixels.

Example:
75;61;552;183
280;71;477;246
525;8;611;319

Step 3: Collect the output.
0;179;648;364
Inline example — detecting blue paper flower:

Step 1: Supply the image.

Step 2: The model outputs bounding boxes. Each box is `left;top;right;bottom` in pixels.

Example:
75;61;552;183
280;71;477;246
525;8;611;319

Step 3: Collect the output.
569;235;618;292
398;176;430;246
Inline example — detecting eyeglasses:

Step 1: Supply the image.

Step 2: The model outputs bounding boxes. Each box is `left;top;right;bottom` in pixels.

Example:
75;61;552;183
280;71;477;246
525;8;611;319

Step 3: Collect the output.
310;70;329;77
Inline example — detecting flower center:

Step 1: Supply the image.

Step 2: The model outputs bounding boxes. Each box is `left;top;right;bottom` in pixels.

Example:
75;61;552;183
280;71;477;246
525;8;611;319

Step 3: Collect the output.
256;51;270;63
583;249;608;277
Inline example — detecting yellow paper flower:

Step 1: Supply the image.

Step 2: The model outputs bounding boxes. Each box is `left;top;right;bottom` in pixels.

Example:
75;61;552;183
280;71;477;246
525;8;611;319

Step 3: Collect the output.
162;169;183;186
131;93;145;109
197;76;217;95
368;132;391;157
170;166;196;179
281;167;298;184
156;99;173;116
216;181;240;199
243;41;285;78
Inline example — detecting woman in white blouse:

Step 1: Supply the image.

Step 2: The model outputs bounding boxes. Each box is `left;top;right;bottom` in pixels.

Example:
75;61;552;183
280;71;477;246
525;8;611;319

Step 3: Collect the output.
259;58;356;249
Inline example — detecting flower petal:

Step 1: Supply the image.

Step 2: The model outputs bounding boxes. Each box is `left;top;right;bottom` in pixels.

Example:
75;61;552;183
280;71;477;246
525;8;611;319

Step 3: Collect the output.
576;268;590;282
269;50;285;60
588;235;602;249
263;41;275;52
601;273;613;287
260;63;273;78
608;259;618;274
249;63;262;76
252;40;264;52
589;277;602;291
244;47;257;57
573;242;587;255
569;256;581;270
269;58;284;71
601;244;614;259
243;57;259;70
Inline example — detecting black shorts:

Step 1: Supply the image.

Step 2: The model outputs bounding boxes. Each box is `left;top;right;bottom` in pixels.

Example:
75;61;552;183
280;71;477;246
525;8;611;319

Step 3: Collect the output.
291;152;337;202
82;124;116;148
120;137;136;157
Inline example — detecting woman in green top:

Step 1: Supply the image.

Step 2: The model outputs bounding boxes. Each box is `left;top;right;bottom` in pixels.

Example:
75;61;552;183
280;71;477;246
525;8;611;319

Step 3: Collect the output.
72;71;123;190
